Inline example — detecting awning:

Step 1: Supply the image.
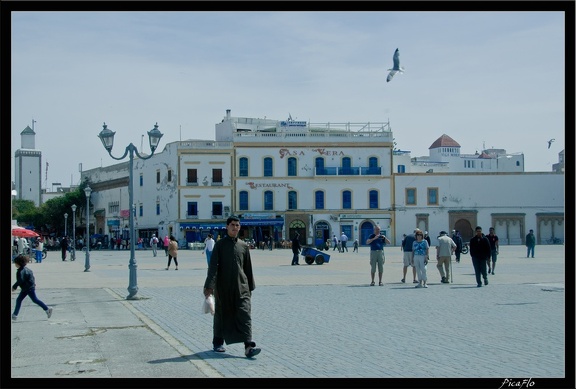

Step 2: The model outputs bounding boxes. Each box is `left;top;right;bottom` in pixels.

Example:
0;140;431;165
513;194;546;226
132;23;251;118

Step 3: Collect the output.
239;219;284;227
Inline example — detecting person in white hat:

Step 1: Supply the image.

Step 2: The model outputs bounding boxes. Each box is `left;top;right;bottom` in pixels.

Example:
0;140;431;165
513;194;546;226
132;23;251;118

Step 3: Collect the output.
149;234;159;257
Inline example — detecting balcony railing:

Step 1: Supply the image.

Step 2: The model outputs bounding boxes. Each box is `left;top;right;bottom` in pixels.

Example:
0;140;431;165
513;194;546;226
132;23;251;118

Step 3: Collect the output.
315;166;382;176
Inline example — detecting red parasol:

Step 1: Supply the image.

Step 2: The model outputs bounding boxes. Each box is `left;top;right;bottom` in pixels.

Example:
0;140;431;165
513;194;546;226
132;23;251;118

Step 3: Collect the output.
11;226;39;238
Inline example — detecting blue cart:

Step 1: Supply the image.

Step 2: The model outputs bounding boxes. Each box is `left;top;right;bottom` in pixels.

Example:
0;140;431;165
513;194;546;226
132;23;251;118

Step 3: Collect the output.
301;247;331;265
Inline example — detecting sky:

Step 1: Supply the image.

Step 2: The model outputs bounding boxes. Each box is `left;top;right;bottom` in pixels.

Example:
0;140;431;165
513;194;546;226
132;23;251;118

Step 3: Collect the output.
9;6;569;190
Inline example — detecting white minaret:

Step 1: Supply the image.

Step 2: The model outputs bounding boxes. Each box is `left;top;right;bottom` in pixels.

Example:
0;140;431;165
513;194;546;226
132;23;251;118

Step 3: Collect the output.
15;123;42;206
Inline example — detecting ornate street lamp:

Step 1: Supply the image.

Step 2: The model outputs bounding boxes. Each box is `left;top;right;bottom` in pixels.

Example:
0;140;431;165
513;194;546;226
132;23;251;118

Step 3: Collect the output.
98;122;163;299
84;186;92;272
64;213;68;237
71;204;77;261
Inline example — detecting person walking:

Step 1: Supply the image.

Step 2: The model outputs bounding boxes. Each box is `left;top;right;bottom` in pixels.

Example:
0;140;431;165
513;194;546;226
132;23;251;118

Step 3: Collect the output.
401;230;418;284
332;234;338;251
203;216;261;358
268;235;273;251
469;226;491;287
60;236;68;261
291;233;301;265
202;233;216;267
35;238;44;263
366;225;391;286
424;231;431;247
149;234;159;257
411;230;430;288
11;255;53;321
340;232;349;252
436;231;456;284
17;237;29;255
163;234;170;256
486;227;499;274
452;230;463;263
525;229;536;258
166;235;179;270
353;239;359;253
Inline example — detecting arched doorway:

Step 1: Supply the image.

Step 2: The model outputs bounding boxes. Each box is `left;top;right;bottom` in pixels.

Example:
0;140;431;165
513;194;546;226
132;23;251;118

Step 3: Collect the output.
360;221;375;247
289;220;306;246
454;219;474;242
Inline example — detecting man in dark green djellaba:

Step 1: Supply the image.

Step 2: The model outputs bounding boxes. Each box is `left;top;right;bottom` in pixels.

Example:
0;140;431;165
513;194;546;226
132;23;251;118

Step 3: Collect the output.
203;216;261;358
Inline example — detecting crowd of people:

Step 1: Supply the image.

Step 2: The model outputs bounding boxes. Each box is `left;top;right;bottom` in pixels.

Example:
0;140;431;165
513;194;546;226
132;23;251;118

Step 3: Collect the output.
366;225;539;289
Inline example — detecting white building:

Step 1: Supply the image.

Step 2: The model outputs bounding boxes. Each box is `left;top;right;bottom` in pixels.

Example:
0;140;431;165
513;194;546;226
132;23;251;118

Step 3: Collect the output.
393;172;564;245
396;134;524;174
216;109;395;247
80;110;564;248
14;125;42;206
83;137;235;247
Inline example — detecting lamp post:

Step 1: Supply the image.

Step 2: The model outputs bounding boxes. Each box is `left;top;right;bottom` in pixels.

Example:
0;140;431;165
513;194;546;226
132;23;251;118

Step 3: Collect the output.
71;204;77;261
64;213;68;237
84;186;92;272
98;122;163;300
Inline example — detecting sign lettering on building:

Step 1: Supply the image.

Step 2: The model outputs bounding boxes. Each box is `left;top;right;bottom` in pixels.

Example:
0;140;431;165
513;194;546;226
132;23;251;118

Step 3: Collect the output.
312;148;345;156
246;182;294;190
278;148;346;158
279;149;305;158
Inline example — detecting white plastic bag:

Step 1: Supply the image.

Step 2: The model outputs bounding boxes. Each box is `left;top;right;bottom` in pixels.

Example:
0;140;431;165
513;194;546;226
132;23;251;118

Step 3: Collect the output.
202;294;215;315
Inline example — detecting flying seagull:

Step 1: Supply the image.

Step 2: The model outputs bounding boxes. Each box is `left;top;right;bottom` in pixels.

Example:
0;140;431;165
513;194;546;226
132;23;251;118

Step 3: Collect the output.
547;139;555;149
387;48;404;82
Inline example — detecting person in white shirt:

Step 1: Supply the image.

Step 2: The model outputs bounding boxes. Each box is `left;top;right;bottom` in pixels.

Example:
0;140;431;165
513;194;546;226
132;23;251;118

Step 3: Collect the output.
17;237;29;255
149;234;159;257
340;232;349;252
202;234;216;267
435;231;456;283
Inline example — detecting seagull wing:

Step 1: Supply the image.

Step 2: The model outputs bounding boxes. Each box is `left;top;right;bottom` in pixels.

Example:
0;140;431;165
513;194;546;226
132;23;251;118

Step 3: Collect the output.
387;70;397;82
392;48;400;70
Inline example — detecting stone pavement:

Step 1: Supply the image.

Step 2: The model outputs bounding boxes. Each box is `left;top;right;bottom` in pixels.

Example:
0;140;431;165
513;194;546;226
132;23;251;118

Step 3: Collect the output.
6;244;573;387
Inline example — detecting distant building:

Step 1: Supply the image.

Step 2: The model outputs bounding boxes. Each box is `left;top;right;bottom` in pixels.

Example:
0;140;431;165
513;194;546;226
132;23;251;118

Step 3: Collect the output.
14;125;42;206
394;134;524;174
552;149;564;173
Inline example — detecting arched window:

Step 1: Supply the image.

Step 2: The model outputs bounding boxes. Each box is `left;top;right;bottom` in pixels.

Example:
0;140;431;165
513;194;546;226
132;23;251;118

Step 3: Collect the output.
368;157;379;174
315;157;325;175
264;157;273;177
342;190;352;209
315;190;325;210
288;157;297;177
341;157;352;175
239;157;248;177
264;190;274;210
369;190;378;209
288;191;297;210
239;191;248;211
